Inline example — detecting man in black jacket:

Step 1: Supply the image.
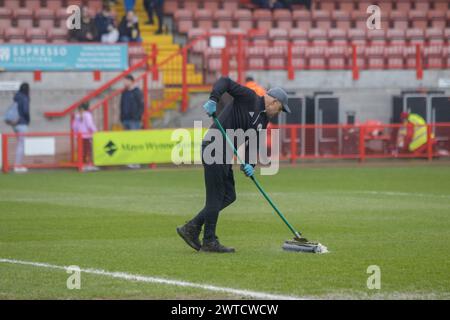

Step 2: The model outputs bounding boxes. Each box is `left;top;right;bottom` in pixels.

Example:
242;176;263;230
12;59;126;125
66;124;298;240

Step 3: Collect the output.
120;75;144;130
13;83;31;173
177;77;290;253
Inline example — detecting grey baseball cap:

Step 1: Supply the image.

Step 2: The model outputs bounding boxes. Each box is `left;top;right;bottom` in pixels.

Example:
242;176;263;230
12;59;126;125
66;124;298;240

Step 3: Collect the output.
267;87;291;113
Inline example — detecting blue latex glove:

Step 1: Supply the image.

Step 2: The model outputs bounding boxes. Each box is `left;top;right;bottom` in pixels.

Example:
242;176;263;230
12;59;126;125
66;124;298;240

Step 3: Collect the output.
241;164;254;177
203;99;217;117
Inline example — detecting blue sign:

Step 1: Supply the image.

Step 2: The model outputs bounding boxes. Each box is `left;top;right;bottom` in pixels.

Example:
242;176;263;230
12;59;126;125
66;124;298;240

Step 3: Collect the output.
0;44;129;71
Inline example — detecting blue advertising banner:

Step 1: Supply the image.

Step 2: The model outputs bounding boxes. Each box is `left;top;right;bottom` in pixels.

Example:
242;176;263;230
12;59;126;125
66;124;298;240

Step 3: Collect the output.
0;44;128;71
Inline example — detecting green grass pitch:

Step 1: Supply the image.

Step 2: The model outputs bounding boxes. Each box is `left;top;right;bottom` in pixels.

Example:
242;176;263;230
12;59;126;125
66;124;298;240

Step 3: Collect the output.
1;164;449;299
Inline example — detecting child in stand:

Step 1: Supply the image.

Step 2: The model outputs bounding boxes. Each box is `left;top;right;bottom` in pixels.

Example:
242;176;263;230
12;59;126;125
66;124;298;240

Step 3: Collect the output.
72;102;99;171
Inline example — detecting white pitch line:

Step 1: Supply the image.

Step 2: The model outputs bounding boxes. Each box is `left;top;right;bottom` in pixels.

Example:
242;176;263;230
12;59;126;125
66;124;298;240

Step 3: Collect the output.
0;258;303;300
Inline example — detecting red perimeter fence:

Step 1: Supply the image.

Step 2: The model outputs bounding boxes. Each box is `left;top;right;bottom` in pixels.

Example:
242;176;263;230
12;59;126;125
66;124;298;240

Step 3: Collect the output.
2;123;450;173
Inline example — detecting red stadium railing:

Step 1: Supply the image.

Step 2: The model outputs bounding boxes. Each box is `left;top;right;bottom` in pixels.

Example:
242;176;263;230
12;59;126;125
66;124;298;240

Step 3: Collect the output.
2;123;450;173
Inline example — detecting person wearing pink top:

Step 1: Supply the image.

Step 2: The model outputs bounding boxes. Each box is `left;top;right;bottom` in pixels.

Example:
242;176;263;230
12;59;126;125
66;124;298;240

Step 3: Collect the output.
72;102;99;171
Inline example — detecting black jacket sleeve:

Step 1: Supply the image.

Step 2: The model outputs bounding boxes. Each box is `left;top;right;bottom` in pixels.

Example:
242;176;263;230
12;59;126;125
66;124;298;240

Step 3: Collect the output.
15;93;30;124
209;77;256;104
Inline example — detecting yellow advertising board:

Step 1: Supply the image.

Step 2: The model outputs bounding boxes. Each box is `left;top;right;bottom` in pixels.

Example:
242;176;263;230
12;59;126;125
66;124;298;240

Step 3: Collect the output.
93;128;206;166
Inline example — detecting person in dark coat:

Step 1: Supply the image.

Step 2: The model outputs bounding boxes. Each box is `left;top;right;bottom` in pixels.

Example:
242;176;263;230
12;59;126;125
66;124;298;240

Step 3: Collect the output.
94;4;116;41
120;74;144;130
13;83;31;173
69;6;98;42
118;11;142;42
143;0;165;34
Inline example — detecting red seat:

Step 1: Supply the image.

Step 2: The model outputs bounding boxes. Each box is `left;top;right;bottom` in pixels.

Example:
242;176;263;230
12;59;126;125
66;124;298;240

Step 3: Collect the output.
378;0;394;13
332;10;351;30
249;29;269;46
390;11;409;30
348;28;367;45
215;10;233;30
164;0;179;13
293;10;312;30
306;46;327;69
234;9;253;31
367;29;386;45
4;0;21;10
55;8;69;28
254;9;273;31
406;28;425;45
385;46;404;69
351;11;368;29
5;27;26;43
387;29;406;45
267;47;287;69
273;9;292;30
444;28;450;43
433;0;449;11
247;46;266;69
423;45;444;68
183;1;199;11
223;1;239;11
289;29;308;45
412;0;430;11
292;46;307;69
27;29;47;43
0;8;12;30
203;0;221;11
365;46;385;69
404;46;418;68
46;0;64;11
409;10;428;29
319;0;336;11
35;8;56;29
396;0;412;11
327;46;348;69
269;28;289;46
443;45;450;67
195;9;213;29
329;28;348;45
15;8;34;29
174;9;193;33
428;11;446;29
312;10;331;29
47;28;68;43
425;28;445;44
339;0;355;12
26;0;42;10
308;28;328;45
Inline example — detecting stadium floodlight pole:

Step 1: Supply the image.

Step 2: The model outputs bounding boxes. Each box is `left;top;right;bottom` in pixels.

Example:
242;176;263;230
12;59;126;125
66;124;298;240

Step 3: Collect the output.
212;113;302;240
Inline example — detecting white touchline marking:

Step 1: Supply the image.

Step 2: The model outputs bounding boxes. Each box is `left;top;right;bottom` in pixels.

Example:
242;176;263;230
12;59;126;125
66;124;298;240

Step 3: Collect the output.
354;191;450;199
0;258;304;300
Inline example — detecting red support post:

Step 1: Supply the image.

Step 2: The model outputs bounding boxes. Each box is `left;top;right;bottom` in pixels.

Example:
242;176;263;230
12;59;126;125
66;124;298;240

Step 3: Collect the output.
77;133;84;172
427;124;433;161
352;44;359;80
290;127;297;164
237;34;244;84
2;134;9;173
152;43;159;81
34;71;42;82
143;73;149;129
93;70;101;82
70;114;75;162
181;47;188;112
287;41;294;80
103;99;109;131
359;125;365;162
416;44;423;80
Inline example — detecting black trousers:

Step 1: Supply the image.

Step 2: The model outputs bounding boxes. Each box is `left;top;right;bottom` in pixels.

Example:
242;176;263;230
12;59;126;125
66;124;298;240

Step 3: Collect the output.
191;161;236;242
143;0;164;31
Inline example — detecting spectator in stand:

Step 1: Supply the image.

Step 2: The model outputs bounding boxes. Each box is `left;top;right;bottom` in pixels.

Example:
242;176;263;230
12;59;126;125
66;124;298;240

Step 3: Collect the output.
273;0;292;10
95;4;119;43
69;6;98;42
251;0;293;10
120;74;144;169
119;11;142;42
124;0;136;11
12;83;30;173
251;0;271;9
144;0;165;34
245;76;267;97
72;102;99;171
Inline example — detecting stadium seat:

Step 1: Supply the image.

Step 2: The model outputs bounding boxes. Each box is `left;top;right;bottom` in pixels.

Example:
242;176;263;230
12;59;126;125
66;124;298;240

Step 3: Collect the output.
293;10;312;30
195;9;213;29
254;9;273;31
164;0;179;13
378;0;394;13
222;1;239;11
214;10;233;30
396;0;412;11
332;10;351;30
409;10;428;29
47;28;68;43
390;11;409;30
249;29;269;46
351;11;368;29
329;28;348;45
406;28;425;45
339;0;355;12
183;1;199;11
319;0;336;11
413;0;430;11
367;29;386;45
55;8;69;28
313;10;332;29
4;0;21;10
348;28;366;45
27;29;47;43
269;28;289;46
5;27;26;43
26;0;43;10
273;9;292;30
444;28;450;43
327;46;348;69
365;46;385;69
292;46;307;69
443;45;450;67
15;8;34;29
234;9;253;31
289;29;308;45
174;9;193;33
203;0;221;11
267;47;287;69
426;28;445;44
247;46;266;69
36;8;56;29
423;45;444;68
309;28;328;45
0;8;12;29
428;11;447;29
46;0;64;11
404;46;418;68
433;0;449;11
385;45;404;69
387;29;406;45
306;46;327;69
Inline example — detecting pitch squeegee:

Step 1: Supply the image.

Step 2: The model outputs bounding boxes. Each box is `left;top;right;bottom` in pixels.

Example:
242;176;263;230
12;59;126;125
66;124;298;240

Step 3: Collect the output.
212;114;328;254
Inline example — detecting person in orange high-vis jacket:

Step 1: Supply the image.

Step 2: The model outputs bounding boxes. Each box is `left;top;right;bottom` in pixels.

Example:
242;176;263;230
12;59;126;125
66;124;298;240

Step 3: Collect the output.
245;76;267;97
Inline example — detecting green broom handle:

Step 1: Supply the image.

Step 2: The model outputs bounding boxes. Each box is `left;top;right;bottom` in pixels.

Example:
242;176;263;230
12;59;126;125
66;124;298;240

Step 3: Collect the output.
212;114;302;238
